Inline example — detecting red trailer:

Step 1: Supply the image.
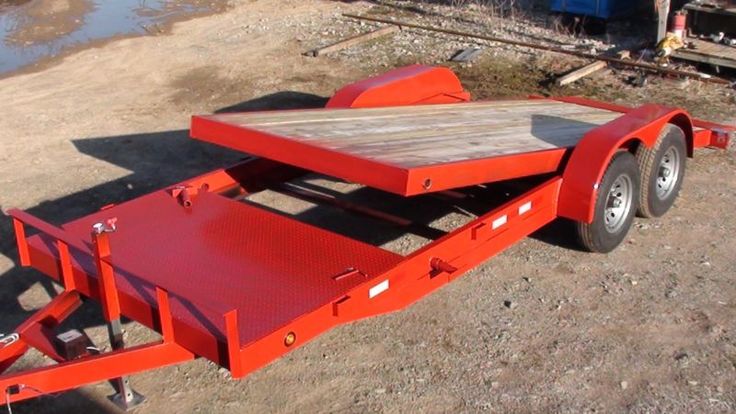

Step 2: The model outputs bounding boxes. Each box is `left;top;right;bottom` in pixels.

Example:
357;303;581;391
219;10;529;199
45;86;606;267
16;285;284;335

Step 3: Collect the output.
1;65;732;410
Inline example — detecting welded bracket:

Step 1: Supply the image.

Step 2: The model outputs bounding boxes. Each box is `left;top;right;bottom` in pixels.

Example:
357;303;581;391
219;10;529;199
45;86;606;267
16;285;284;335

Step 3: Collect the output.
0;291;83;375
169;185;194;208
710;128;733;150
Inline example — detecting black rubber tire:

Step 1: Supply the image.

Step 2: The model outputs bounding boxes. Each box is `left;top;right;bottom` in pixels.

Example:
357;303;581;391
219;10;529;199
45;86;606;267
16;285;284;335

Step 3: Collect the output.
635;125;687;218
576;151;640;253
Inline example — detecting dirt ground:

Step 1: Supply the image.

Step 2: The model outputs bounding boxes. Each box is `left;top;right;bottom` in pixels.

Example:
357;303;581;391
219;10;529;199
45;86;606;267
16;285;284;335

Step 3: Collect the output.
1;1;735;413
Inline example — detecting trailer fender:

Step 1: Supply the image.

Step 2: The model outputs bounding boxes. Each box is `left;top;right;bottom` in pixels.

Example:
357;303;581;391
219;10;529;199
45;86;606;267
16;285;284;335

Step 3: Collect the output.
558;104;694;223
326;64;470;108
667;112;696;157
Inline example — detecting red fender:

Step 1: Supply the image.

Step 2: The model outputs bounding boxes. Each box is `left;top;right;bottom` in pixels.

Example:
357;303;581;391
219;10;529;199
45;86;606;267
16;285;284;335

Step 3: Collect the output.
326;64;470;108
558;104;694;223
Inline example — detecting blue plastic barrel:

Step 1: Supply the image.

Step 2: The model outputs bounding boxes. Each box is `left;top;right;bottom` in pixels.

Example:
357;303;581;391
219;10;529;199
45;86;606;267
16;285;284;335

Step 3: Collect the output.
550;0;641;19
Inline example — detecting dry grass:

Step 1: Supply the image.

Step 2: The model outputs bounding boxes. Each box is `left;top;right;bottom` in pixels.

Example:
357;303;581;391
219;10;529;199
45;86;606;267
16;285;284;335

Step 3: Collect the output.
444;0;545;20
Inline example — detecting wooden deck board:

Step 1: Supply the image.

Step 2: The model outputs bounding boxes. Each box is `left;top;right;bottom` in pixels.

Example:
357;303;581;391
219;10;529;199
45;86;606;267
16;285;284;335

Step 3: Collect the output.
200;100;619;168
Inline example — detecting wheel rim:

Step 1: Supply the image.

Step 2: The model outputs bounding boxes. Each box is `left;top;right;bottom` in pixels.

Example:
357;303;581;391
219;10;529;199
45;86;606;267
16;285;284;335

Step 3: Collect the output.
604;174;633;233
656;146;681;200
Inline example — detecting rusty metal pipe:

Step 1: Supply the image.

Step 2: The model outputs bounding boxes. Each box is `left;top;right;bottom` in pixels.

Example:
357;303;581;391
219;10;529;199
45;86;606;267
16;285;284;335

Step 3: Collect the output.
343;13;731;85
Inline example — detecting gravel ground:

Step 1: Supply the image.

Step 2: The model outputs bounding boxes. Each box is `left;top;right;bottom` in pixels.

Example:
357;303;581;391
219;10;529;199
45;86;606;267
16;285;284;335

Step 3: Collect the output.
0;1;735;413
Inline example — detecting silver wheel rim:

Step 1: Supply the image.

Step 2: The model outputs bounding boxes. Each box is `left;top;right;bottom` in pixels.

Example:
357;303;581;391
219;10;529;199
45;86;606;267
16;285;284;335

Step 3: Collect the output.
656;146;680;200
604;174;633;233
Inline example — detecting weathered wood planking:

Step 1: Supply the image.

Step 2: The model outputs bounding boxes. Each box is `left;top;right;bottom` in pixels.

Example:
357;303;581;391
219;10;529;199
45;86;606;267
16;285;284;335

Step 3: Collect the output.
202;100;620;168
674;38;736;70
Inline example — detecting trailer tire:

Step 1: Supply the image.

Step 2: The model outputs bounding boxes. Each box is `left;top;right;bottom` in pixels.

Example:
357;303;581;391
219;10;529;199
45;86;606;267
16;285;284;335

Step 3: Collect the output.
635;124;687;218
576;151;640;253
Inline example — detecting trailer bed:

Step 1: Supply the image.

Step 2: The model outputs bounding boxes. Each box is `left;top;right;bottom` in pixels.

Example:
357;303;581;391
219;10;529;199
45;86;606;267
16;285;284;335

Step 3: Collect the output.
191;100;621;195
24;190;402;356
3;63;733;409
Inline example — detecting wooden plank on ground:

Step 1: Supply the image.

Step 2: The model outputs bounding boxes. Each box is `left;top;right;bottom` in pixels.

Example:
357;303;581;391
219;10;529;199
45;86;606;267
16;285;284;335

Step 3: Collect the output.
306;25;399;57
450;47;483;62
556;61;608;86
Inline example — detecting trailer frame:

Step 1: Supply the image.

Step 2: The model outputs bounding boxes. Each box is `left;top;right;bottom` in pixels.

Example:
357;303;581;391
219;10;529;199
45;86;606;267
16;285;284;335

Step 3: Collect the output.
0;65;732;410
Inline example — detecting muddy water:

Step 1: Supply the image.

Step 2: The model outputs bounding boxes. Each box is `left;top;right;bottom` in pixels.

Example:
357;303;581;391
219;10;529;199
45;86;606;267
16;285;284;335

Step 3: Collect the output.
0;0;224;74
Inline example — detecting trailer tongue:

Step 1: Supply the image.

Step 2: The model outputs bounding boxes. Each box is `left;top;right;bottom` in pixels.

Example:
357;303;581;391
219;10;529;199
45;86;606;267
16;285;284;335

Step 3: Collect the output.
1;65;732;410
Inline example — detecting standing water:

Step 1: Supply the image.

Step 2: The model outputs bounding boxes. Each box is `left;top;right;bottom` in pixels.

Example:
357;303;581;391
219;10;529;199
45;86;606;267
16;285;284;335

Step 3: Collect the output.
0;0;224;75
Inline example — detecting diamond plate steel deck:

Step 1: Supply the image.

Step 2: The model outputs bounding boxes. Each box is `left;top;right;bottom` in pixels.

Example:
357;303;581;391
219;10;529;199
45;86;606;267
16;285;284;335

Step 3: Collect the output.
25;190;402;356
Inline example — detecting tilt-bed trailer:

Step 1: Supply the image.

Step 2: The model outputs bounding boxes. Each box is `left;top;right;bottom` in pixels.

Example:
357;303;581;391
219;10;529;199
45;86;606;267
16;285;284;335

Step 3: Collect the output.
0;65;732;410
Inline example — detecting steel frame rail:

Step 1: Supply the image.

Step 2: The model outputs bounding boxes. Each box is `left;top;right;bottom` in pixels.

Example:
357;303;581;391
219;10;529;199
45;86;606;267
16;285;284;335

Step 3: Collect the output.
225;177;562;378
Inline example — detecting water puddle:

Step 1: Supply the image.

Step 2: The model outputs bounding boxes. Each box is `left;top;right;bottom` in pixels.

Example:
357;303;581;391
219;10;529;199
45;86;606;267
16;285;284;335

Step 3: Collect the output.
0;0;224;75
